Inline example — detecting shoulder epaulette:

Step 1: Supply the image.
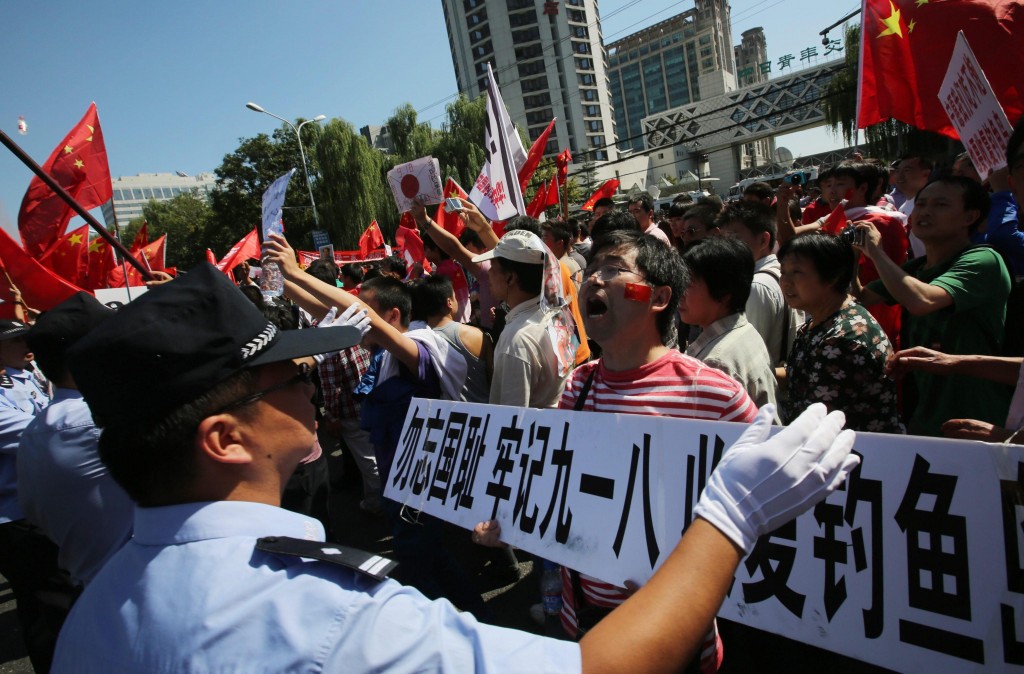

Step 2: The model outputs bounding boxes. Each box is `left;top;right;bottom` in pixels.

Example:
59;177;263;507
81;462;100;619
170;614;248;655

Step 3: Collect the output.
0;373;13;389
256;536;397;581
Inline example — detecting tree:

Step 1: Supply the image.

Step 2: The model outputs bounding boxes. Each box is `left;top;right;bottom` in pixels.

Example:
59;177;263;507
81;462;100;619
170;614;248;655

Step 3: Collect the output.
207;127;318;256
314;119;393;249
433;94;488;191
385;104;437;163
121;191;214;269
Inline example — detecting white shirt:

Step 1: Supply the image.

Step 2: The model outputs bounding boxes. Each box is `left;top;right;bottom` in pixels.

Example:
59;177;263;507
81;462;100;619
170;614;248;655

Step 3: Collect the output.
491;298;568;408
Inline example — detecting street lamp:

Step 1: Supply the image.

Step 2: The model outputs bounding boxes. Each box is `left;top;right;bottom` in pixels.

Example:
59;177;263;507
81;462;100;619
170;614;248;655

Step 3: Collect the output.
245;102;326;227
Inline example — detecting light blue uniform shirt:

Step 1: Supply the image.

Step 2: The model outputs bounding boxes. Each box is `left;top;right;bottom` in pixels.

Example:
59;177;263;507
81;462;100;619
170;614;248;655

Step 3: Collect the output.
17;389;133;586
0;367;50;523
53;500;581;673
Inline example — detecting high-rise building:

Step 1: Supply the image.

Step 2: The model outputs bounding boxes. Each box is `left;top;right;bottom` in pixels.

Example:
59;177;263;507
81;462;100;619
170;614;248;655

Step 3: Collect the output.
734;27;767;88
605;0;737;153
441;0;617;162
101;172;216;229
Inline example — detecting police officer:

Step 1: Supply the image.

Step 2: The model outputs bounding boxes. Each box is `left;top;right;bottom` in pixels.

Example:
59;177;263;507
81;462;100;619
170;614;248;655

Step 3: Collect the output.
0;318;70;673
18;293;132;589
54;263;858;673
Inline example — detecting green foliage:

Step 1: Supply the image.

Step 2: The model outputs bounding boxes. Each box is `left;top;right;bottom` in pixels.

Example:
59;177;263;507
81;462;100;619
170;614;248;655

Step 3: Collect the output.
313;119;393;248
119;191;213;269
433;94;487;190
207;129;317;255
385;104;438;163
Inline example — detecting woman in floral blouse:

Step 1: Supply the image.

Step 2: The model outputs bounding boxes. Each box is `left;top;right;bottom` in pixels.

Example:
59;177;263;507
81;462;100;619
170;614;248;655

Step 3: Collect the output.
777;234;903;433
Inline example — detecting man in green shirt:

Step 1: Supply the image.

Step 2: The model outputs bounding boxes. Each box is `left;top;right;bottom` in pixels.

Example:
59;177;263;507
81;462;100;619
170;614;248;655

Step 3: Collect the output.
853;175;1011;437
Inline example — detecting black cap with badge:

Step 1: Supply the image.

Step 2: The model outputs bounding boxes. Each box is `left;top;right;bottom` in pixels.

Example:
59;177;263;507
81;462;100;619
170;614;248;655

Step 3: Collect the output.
68;263;361;428
0;320;31;341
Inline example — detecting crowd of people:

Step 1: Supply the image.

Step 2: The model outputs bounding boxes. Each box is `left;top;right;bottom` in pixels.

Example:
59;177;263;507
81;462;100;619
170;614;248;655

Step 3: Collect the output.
0;119;1022;672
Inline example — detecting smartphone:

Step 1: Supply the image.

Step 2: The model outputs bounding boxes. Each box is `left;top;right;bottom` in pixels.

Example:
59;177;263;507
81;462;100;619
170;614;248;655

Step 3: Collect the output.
445;197;464;213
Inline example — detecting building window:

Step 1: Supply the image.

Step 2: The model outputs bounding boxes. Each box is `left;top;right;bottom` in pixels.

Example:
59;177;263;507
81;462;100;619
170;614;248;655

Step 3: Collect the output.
512;26;541;43
581;88;597;101
594;150;608;161
588;120;604;132
578;72;595;85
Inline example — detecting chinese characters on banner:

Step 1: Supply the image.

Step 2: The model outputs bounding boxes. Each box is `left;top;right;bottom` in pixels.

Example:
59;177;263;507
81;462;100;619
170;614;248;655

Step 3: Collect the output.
938;32;1014;179
385;399;1024;673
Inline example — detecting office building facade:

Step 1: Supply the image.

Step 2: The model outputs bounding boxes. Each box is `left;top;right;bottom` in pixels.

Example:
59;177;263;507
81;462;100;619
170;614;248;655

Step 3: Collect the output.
101;172;217;229
605;0;737;153
441;0;617;162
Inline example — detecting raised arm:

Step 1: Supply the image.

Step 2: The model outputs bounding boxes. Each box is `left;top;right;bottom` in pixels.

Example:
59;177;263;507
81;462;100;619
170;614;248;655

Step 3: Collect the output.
263;233;420;372
851;221;950;315
410;201;481;272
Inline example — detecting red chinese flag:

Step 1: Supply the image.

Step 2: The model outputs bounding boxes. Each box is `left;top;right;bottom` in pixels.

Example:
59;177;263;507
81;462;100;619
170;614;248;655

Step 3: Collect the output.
395;219;426;268
108;235;167;288
0;225;83;311
18;103;113;256
215;228;261;276
433;179;469;236
581;179;620;211
358;220;385;258
38;224;90;287
555;149;572;185
129;222;149;252
821;203;848;235
544;175;561;208
85;237;116;290
525;180;549;218
857;0;1024;138
518;118;556;192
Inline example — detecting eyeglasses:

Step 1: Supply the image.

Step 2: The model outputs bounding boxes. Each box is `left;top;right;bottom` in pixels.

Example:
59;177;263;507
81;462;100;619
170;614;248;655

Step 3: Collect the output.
682;226;705;236
211;362;315;414
582;264;644;282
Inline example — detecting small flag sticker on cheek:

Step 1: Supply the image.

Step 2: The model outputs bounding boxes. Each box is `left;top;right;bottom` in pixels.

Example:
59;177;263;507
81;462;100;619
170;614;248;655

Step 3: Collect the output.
624;283;651;302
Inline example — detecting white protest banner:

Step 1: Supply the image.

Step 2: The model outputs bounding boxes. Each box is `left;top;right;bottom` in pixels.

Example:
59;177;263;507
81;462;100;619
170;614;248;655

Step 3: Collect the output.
95;286;148;307
386;157;443;213
261;168;296;239
469;63;527;221
385;398;1024;673
939;32;1014;178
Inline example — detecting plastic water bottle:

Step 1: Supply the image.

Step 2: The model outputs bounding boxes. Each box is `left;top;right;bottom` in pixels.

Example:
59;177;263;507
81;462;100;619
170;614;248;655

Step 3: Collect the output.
540;560;563;617
260;261;284;298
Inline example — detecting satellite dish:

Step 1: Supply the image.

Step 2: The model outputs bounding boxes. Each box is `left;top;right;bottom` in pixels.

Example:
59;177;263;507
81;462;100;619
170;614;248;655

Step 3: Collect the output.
774;147;794;168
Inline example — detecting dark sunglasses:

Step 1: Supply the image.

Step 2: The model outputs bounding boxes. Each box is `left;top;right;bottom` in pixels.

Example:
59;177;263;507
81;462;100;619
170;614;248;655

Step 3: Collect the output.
211;362;315;414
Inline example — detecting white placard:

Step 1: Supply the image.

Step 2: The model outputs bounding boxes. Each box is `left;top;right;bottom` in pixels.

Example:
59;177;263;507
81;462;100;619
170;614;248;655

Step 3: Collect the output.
261;169;296;239
469;63;527;221
938;32;1014;179
385;398;1024;673
386;157;443;213
94;286;148;307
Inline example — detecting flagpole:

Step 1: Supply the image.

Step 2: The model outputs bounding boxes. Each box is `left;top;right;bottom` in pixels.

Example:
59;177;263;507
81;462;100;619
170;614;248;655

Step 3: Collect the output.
107;203;134;301
0;129;152;280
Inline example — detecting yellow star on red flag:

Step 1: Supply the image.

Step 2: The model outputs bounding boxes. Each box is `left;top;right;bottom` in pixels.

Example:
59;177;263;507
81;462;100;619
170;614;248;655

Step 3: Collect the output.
88;239;104;253
68;233;84;246
64;145;74;154
74;159;85;169
878;0;904;39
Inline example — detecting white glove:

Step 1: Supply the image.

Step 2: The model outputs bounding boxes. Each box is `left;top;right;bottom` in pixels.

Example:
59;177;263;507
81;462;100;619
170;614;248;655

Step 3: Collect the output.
693;403;859;555
319;304;371;337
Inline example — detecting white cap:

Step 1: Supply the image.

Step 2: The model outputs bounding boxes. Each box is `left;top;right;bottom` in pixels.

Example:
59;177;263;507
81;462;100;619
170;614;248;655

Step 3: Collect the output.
471;230;547;265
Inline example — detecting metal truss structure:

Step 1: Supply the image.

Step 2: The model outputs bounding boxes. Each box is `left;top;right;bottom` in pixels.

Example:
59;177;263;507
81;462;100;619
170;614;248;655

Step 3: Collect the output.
640;61;847;152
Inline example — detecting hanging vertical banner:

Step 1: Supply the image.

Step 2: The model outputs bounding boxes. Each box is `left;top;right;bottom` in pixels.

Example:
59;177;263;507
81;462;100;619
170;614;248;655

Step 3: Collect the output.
469;63;527;221
385;398;1024;673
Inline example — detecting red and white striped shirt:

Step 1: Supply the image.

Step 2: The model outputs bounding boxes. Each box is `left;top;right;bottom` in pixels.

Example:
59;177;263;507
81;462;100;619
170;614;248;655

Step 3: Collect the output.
557;349;757;672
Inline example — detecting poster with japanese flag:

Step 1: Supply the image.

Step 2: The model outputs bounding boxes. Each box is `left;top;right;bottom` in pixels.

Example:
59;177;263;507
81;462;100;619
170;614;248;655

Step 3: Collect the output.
387;156;443;213
261;168;296;240
469;63;527;221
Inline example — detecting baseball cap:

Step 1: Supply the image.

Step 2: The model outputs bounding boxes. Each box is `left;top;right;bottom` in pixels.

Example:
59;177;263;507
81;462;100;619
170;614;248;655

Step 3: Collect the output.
0;320;31;341
68;263;361;428
471;230;547;265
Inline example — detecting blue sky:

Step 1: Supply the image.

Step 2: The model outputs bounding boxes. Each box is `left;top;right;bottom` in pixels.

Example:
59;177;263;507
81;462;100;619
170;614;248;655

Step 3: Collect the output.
0;0;860;237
